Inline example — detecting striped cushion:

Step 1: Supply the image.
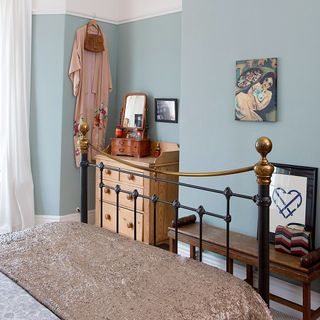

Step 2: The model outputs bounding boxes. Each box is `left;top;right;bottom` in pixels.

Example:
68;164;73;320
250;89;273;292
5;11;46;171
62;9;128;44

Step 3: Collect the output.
275;225;311;256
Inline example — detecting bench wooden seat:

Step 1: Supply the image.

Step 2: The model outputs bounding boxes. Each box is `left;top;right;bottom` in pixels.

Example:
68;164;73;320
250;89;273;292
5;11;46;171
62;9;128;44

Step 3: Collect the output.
168;222;320;320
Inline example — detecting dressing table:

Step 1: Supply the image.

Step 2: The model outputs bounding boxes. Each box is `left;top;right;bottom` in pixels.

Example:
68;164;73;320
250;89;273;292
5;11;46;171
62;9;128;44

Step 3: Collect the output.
111;93;150;157
96;93;179;244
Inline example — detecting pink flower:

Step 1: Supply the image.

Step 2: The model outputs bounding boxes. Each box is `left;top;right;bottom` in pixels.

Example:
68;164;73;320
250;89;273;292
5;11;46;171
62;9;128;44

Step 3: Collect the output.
74;121;79;135
94;114;100;127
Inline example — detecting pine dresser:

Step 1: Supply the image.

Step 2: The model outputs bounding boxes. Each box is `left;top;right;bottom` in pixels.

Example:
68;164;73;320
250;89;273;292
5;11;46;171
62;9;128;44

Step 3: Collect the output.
95;142;179;244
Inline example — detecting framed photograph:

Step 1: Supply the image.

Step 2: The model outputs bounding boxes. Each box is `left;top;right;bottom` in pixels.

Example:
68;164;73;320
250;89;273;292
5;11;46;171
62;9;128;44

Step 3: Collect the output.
235;57;277;122
269;163;318;246
155;98;178;123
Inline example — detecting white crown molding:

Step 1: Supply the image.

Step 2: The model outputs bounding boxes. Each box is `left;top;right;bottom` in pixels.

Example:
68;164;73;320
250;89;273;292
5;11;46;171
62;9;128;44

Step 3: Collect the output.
117;8;182;25
32;7;182;25
65;10;118;25
178;242;320;319
32;9;118;24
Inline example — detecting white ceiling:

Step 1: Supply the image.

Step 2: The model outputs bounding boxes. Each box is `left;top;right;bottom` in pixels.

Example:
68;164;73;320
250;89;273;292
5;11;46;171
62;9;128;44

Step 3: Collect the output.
32;0;182;24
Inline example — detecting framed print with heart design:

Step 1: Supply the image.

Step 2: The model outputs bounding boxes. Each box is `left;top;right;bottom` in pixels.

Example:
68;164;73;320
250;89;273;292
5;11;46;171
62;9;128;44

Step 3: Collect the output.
270;163;318;247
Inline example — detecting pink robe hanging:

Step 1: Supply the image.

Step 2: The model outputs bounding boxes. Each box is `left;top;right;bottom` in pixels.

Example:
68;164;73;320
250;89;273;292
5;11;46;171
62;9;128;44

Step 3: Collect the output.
69;24;112;167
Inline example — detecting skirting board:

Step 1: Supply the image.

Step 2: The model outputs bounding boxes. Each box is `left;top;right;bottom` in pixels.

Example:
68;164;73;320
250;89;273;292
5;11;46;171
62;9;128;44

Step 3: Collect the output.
35;210;95;225
178;242;320;319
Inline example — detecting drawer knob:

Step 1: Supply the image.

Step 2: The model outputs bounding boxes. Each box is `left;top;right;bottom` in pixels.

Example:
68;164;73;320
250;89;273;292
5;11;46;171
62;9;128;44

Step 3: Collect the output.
105;213;111;220
119;148;124;152
105;169;111;175
104;188;111;194
119;141;124;145
127;222;134;229
127;174;135;181
126;194;133;201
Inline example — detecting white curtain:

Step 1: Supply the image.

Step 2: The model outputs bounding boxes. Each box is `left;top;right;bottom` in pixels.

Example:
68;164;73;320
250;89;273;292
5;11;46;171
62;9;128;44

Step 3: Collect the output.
0;0;35;233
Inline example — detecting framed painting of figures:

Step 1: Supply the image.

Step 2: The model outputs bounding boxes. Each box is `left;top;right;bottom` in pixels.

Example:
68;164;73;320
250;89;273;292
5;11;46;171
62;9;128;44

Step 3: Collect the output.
235;57;277;122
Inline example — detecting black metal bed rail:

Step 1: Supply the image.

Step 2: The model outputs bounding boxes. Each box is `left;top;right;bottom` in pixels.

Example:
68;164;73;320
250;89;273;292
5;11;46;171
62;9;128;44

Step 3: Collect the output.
78;123;274;306
92;161;252;270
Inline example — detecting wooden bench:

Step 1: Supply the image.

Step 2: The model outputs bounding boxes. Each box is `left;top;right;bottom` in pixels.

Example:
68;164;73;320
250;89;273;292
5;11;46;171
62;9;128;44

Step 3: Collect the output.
168;222;320;320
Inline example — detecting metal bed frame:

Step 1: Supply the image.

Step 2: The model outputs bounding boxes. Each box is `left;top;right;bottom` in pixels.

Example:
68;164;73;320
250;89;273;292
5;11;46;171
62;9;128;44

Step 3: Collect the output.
78;123;274;306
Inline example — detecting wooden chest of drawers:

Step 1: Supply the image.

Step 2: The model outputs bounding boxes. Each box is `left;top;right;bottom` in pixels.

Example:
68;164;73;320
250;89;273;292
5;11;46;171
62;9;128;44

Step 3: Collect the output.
111;138;150;157
95;142;179;244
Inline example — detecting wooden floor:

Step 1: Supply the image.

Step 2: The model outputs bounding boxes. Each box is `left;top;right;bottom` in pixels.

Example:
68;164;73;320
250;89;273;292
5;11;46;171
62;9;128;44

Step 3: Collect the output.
271;310;299;320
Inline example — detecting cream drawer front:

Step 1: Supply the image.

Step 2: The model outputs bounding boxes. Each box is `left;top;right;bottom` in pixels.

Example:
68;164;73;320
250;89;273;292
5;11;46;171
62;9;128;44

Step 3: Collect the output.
96;166;119;181
119;170;144;187
99;181;144;212
99;183;117;203
119;207;143;241
102;166;119;181
119;186;144;211
101;202;116;232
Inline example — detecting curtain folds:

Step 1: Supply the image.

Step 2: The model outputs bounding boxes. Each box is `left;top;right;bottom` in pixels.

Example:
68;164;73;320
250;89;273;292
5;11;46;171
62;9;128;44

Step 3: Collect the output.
0;0;35;233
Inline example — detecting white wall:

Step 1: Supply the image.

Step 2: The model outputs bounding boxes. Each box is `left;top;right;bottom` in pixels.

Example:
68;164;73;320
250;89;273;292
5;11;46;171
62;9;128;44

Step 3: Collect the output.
66;0;119;22
32;0;66;13
116;0;182;23
32;0;182;23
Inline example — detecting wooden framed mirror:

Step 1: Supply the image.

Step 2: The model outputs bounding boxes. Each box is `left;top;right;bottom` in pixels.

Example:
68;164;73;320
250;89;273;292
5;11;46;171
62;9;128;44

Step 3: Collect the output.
121;93;147;131
111;92;150;158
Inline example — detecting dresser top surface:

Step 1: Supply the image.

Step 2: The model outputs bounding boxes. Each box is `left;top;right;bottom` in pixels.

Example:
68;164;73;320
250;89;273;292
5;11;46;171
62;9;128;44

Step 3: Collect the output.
96;141;179;168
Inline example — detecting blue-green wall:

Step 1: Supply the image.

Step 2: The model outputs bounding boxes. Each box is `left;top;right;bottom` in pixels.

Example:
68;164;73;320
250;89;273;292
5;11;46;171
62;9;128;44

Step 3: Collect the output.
31;15;65;215
180;0;320;246
117;13;181;142
32;0;320;251
31;13;180;216
59;15;118;215
31;15;118;215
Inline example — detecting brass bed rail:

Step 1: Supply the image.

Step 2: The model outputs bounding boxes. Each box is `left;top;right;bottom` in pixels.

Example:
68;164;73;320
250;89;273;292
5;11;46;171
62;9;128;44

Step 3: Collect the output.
78;122;274;306
89;142;255;177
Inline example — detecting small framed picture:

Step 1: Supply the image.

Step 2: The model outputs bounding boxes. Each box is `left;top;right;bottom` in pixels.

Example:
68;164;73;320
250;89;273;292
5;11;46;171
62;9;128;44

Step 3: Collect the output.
269;163;318;247
155;98;178;123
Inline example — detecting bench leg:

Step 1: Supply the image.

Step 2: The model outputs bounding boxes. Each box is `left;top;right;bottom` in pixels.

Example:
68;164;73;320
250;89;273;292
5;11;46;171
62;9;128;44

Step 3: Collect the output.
227;258;233;274
169;237;177;253
303;282;311;320
246;265;254;286
190;244;196;259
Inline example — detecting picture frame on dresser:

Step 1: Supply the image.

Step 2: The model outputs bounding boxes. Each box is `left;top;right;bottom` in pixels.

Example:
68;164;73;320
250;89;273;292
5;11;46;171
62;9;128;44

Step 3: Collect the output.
155;98;178;123
269;163;318;247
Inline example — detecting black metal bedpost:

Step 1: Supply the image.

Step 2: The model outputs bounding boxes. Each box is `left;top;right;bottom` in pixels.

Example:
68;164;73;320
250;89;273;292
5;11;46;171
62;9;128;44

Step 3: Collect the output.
99;162;104;228
151;194;159;246
172;200;180;254
224;187;232;273
254;137;274;306
79;122;90;224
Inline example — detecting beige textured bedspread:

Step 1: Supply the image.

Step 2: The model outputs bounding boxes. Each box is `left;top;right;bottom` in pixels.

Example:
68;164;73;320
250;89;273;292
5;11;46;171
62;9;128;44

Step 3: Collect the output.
0;222;272;320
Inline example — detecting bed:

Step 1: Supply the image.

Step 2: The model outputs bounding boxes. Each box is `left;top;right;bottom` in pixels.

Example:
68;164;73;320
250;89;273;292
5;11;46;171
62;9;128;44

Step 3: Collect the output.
0;123;274;319
0;222;272;319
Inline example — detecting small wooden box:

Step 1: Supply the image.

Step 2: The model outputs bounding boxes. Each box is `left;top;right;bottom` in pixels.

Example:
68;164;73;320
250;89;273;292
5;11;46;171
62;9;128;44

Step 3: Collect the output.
111;138;150;158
